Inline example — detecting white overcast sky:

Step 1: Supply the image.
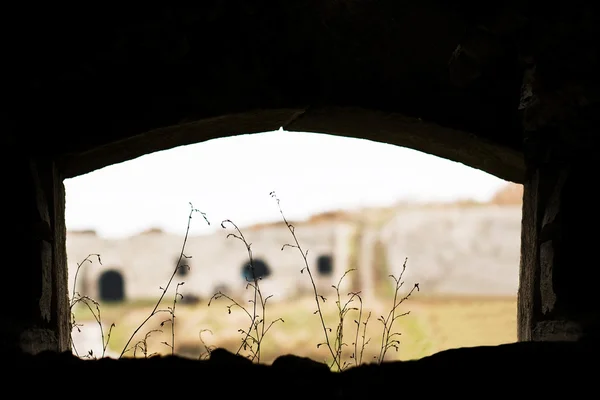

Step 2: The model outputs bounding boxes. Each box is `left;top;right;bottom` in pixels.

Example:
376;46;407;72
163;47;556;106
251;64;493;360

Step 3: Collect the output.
64;129;508;239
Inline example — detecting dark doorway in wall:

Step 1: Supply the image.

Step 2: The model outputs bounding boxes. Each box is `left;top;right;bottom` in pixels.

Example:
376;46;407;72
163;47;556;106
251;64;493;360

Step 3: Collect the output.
317;255;334;276
98;270;125;302
176;257;190;277
241;259;271;281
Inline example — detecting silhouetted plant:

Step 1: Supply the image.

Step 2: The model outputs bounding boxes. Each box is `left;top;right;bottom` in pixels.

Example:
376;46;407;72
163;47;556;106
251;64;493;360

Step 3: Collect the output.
272;191;359;371
160;282;185;355
271;191;419;370
119;202;209;358
352;302;372;367
71;195;418;367
376;257;420;363
69;253;115;359
208;219;284;363
329;269;368;370
198;329;216;360
132;329;162;358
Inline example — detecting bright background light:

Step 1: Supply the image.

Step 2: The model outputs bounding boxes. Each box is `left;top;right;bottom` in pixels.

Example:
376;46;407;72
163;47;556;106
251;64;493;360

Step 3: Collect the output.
64;129;508;238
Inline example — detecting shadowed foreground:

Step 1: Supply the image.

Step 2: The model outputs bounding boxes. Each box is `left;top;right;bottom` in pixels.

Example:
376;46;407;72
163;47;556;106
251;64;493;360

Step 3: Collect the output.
10;341;596;397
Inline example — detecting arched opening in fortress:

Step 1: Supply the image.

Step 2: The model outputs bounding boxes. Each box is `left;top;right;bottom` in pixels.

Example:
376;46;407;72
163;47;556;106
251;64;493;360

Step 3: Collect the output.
176;257;190;277
63;129;521;362
98;270;125;303
317;255;334;276
241;259;272;282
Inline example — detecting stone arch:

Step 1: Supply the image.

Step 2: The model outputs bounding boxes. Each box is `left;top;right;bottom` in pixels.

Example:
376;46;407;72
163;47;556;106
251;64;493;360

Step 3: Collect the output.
58;111;524;185
316;255;334;276
98;270;125;302
241;259;272;281
5;2;599;358
49;5;526;186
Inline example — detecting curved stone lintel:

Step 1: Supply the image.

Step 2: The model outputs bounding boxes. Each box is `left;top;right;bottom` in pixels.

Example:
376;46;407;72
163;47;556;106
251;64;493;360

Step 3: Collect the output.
285;107;524;183
58;107;524;183
58;108;305;178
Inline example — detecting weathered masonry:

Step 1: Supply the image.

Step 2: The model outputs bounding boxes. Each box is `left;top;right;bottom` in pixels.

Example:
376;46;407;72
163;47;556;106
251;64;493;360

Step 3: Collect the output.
4;1;598;358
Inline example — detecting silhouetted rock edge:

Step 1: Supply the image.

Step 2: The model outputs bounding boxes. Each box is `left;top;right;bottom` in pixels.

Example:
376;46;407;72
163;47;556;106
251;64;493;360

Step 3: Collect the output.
4;341;597;397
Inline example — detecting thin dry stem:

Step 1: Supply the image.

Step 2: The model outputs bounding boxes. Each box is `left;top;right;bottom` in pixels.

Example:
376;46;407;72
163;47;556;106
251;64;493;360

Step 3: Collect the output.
207;219;283;363
119;203;209;358
376;257;420;363
160;282;185;355
198;329;216;360
271;191;341;370
69;253;116;359
331;270;362;370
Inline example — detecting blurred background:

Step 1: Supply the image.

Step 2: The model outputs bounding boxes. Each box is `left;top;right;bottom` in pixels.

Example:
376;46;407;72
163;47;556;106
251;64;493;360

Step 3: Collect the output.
65;129;522;365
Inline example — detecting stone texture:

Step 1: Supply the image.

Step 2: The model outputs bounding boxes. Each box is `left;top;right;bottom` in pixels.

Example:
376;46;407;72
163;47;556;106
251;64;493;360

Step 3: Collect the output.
3;0;600;370
66;204;523;305
6;2;525;182
67;221;355;302
381;205;521;296
517;0;600;341
2;158;69;354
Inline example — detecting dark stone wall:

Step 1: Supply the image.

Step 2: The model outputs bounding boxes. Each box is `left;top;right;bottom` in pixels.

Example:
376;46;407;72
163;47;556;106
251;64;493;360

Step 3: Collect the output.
1;157;69;354
2;0;600;359
9;343;598;396
517;0;600;341
5;2;524;165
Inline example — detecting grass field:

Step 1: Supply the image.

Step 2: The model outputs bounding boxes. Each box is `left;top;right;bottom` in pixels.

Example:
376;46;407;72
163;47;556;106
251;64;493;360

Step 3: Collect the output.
72;293;517;365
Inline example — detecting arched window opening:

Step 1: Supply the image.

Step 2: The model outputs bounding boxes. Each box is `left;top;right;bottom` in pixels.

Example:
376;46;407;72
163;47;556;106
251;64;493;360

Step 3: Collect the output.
98;270;125;302
317;255;334;276
176;256;190;277
241;259;271;281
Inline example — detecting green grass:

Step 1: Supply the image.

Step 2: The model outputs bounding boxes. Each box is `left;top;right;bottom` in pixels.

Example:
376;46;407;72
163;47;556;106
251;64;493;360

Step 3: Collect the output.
71;295;517;363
